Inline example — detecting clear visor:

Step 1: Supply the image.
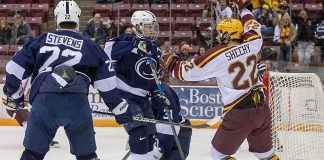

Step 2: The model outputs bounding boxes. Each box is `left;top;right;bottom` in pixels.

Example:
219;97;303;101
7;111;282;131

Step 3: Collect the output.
133;21;159;41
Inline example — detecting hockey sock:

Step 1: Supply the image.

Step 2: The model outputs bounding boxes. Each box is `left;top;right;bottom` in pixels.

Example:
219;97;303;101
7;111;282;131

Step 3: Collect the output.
76;152;99;160
20;149;45;160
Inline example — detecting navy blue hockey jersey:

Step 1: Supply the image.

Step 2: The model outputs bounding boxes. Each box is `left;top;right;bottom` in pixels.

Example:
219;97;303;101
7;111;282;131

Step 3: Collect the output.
103;33;161;103
5;30;122;110
151;83;182;123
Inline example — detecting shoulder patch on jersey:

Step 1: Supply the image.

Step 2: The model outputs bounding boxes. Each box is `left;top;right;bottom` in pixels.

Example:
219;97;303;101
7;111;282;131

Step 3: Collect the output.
194;45;235;68
242;30;261;42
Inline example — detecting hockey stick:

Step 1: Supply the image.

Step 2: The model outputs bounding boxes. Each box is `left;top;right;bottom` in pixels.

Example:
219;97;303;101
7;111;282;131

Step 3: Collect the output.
121;150;130;160
139;41;185;160
93;110;222;129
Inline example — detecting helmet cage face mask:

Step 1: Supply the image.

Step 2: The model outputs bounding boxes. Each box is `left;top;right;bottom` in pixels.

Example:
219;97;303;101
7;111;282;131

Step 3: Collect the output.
133;22;159;41
131;11;159;41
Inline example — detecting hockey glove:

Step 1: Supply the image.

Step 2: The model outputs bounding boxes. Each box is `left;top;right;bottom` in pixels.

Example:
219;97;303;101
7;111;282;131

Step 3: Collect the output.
112;99;132;125
2;86;25;110
160;54;180;73
150;90;171;110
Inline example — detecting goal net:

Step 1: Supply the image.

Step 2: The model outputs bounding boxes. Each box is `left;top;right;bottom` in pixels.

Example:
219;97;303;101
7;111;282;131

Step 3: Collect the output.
268;72;324;159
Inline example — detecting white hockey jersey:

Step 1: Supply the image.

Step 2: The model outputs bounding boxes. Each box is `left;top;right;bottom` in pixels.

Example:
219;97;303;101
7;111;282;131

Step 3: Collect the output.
170;9;263;112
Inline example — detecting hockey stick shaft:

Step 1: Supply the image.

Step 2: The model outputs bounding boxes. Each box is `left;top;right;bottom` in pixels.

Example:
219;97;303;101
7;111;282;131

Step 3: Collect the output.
92;110;221;129
144;49;185;160
121;150;130;160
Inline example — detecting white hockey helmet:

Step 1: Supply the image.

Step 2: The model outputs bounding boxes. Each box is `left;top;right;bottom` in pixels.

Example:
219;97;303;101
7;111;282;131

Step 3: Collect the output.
54;0;81;31
131;10;159;41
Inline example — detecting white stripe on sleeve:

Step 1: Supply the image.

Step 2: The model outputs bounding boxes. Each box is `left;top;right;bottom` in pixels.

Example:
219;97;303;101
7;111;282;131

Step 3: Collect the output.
6;60;25;80
116;78;150;97
94;76;117;92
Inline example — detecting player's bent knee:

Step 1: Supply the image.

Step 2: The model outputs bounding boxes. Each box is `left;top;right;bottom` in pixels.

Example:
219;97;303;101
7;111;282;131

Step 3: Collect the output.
129;126;154;154
211;147;235;160
20;149;45;160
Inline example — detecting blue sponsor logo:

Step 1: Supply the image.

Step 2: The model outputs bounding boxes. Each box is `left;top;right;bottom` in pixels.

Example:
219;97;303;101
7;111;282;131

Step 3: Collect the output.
171;86;224;119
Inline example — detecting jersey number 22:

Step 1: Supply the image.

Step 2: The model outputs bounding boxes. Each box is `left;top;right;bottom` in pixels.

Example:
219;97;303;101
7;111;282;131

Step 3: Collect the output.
228;54;258;90
38;46;82;72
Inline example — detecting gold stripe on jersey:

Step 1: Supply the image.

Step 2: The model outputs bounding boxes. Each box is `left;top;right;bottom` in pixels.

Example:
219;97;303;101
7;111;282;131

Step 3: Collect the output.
223;84;264;111
197;46;234;68
243;34;261;43
176;61;185;81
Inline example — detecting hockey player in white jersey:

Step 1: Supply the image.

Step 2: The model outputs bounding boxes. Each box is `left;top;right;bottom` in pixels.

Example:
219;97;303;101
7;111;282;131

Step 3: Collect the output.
160;1;279;159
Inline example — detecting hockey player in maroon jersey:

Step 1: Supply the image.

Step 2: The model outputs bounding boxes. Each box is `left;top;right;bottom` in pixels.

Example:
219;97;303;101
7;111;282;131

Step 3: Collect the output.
160;1;279;159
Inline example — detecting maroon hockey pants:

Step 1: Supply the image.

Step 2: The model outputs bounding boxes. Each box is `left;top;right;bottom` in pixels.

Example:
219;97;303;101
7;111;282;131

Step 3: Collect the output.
212;105;273;155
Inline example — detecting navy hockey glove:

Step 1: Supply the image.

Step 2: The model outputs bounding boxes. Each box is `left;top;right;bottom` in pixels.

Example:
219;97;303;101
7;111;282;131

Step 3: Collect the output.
150;90;171;110
2;86;25;110
133;37;162;57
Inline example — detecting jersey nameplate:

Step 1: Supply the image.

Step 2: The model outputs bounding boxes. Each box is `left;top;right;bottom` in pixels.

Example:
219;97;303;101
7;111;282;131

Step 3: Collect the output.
225;44;251;61
46;33;83;50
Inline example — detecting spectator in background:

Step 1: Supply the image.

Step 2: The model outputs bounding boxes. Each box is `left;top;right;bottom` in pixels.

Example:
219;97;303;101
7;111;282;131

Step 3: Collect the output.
83;13;107;46
195;21;218;49
277;13;297;71
198;46;206;56
252;0;263;17
10;14;32;45
257;5;274;36
123;25;133;34
104;18;126;40
273;2;290;26
213;0;233;24
314;13;324;62
178;43;191;60
161;40;172;56
0;18;11;45
272;3;290;45
295;9;315;70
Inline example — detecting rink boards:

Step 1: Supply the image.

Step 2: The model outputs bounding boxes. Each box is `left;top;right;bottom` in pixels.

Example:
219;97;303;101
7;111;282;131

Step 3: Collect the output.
0;84;223;128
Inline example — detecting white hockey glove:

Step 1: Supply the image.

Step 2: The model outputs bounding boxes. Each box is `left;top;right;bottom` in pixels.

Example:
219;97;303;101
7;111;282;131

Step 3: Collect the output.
112;99;132;125
111;99;128;115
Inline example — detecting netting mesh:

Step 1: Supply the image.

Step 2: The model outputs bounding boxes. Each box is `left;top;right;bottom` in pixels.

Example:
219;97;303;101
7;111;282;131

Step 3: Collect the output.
268;72;324;160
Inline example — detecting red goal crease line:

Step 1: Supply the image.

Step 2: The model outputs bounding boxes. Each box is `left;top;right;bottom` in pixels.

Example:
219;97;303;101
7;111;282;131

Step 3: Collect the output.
274;123;324;132
0;118;222;128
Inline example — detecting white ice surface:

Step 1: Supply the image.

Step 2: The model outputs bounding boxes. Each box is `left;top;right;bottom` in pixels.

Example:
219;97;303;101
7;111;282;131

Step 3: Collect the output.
0;126;258;160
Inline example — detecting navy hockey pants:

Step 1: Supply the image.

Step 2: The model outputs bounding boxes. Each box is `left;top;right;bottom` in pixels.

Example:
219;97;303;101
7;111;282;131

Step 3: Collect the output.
23;93;96;156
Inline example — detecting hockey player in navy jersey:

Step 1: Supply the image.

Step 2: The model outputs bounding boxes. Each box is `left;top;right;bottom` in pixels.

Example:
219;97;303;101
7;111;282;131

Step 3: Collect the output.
4;1;128;160
103;10;162;159
148;83;192;160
